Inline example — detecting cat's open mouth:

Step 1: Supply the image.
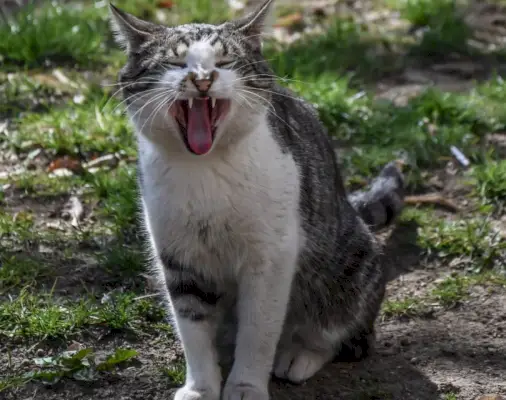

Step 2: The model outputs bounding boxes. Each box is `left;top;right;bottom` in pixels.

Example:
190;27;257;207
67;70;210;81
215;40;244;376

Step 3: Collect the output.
169;97;231;155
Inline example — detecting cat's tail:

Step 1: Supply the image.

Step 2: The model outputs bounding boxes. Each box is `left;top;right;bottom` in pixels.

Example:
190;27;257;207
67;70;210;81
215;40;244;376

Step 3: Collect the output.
348;161;405;232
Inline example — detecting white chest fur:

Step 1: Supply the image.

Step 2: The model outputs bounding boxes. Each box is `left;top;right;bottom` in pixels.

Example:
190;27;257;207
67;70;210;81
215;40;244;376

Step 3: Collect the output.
138;123;301;280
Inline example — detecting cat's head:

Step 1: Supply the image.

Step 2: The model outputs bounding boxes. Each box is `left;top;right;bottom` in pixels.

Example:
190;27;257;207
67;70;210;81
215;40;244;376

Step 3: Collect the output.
109;0;275;156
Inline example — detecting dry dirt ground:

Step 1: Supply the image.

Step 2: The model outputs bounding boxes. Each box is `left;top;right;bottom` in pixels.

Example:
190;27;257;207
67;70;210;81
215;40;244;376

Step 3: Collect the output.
4;224;506;400
2;1;506;400
2;153;505;400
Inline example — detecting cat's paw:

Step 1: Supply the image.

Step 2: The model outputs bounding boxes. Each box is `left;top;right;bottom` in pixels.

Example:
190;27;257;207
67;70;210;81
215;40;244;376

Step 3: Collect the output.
174;386;219;400
273;347;330;384
222;381;269;400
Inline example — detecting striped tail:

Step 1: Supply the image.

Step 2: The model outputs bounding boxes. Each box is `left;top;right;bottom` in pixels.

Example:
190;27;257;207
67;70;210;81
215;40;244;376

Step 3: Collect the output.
348;161;405;232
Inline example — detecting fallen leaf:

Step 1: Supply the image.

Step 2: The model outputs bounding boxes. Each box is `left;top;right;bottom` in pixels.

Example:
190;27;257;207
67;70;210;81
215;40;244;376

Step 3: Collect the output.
83;154;118;170
52;68;79;89
157;0;174;9
48;156;83;174
274;12;303;28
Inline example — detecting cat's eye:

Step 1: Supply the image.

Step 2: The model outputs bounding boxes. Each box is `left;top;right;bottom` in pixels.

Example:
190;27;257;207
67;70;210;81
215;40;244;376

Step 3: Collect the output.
215;60;236;69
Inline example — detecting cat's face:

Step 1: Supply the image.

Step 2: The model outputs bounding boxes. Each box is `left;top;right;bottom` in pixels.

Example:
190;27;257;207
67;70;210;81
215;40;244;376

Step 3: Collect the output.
110;0;275;156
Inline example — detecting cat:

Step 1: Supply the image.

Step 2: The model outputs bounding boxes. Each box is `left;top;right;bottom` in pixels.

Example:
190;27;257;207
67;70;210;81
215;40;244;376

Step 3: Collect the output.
109;1;405;399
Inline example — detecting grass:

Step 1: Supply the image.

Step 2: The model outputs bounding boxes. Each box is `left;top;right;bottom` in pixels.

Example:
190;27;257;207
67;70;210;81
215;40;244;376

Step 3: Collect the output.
266;18;393;80
0;2;113;69
1;0;506;395
389;0;473;58
400;205;506;273
0;289;168;340
0;210;36;242
383;268;506;320
0;347;139;391
9;86;134;159
472;159;506;208
382;297;427;319
431;275;470;307
0;255;49;294
163;361;186;385
416;215;506;272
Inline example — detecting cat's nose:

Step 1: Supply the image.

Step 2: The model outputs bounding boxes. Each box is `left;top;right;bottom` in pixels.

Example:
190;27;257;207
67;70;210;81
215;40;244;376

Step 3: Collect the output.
188;70;218;94
193;78;212;93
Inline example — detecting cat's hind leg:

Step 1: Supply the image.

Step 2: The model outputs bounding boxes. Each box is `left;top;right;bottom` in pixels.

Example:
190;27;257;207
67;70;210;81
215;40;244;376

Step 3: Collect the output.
273;327;343;384
334;326;376;362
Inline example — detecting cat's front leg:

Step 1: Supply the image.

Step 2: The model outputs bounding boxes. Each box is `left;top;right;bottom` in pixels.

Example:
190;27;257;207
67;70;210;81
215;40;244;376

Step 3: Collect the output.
222;240;298;400
163;259;223;400
172;314;221;400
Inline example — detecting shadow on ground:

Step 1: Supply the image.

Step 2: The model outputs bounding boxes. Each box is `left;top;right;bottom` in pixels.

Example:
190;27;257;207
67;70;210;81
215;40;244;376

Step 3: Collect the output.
270;352;439;400
383;220;424;281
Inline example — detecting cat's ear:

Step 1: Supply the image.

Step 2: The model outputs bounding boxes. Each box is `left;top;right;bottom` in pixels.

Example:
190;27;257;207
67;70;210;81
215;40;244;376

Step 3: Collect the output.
109;3;158;52
230;0;275;50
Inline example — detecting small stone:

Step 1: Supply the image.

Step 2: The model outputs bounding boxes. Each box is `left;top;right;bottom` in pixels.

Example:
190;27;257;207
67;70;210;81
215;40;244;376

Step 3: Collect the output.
50;168;74;177
35;348;45;357
83;154;117;170
67;341;84;352
38;244;53;254
73;94;86;104
20;358;31;366
410;357;418;364
26;148;42;160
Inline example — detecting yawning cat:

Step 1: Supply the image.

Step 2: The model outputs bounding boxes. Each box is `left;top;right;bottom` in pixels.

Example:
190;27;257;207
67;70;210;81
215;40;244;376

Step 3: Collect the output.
109;1;404;399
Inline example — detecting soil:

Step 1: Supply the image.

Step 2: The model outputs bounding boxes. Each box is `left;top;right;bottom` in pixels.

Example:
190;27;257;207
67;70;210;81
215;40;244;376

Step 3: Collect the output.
2;1;506;400
3;169;506;400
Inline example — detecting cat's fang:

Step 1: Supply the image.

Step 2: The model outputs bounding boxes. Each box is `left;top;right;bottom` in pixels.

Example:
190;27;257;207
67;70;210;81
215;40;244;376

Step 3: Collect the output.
211;97;216;108
188;98;193;109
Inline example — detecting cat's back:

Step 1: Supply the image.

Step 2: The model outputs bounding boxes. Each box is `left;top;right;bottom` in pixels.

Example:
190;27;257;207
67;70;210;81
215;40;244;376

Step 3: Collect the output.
267;84;346;196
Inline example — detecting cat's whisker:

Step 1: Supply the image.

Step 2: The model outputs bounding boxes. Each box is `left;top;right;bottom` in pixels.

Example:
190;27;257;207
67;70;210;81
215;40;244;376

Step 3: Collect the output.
229;58;276;74
113;86;171;108
113;88;172;115
233;92;256;110
102;77;171;103
246;87;304;102
129;90;173;126
238;88;298;133
103;81;170;110
101;76;167;88
138;96;171;134
231;74;313;87
144;95;173;134
228;71;314;86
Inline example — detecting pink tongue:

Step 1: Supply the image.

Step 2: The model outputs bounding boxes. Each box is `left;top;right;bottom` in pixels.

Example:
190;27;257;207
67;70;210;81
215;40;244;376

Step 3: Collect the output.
187;98;212;155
